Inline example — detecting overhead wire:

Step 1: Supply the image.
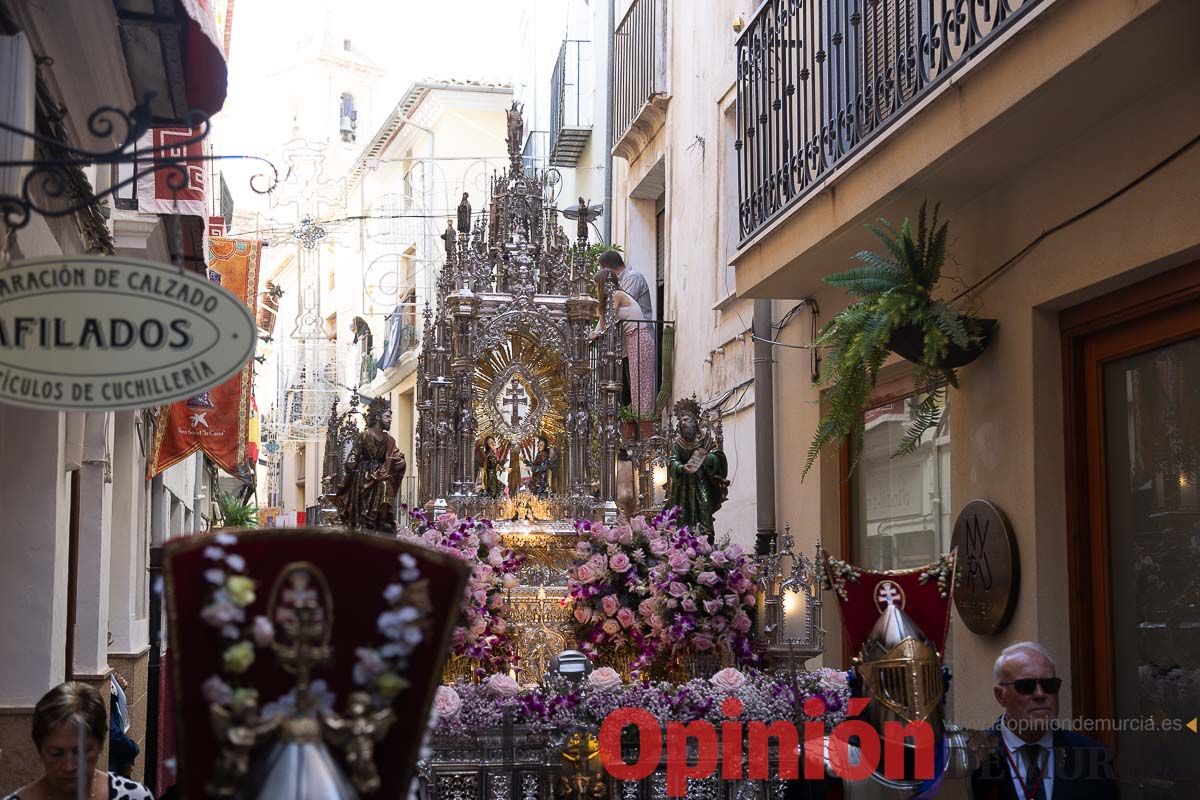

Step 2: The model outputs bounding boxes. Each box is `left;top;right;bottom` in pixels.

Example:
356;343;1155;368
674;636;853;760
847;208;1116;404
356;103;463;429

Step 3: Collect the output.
949;131;1200;304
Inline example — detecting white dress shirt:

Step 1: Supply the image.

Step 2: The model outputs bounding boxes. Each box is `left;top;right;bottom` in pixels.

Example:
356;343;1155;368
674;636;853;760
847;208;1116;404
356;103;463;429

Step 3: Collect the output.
1000;716;1055;799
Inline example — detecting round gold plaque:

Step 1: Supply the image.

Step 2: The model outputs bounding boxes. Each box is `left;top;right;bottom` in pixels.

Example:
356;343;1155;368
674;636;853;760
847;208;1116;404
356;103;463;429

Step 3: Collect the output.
951;499;1019;635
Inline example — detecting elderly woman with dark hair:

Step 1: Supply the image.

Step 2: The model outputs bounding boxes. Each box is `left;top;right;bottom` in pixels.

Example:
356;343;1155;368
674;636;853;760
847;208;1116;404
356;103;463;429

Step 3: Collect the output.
4;682;153;800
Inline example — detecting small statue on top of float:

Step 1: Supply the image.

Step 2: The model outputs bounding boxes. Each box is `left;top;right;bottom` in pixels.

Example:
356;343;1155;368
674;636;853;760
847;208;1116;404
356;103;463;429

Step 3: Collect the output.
477;435;508;498
332;396;406;534
665;397;729;533
527;435;558;497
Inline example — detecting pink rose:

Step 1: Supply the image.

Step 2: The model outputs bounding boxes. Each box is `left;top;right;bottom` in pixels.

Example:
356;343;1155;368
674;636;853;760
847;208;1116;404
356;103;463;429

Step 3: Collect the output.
711;616;727;631
475;565;494;582
668;582;688;598
609;553;632;573
727;544;745;559
588;667;622;691
492;618;508;634
703;599;723;615
742;593;756;607
711;551;729;566
434;685;462;717
486;673;521;697
601;619;621;636
697;571;720;587
503;573;520;589
470;618;488;636
818;667;849;691
710;667;747;692
732;613;752;632
616;526;634;545
575;564;596;583
601;595;619;617
630;516;647;533
574;606;592;624
668;553;691;572
576;541;592;555
616;607;636;628
480;529;499;548
649;539;669;556
638;598;658;619
724;594;739;607
487;547;506;567
692;634;715;651
682;598;697;613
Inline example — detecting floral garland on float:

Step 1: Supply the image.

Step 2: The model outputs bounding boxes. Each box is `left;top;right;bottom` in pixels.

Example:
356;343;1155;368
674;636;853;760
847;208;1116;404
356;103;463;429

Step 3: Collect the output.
645;508;760;675
397;510;523;676
566;515;660;676
429;666;851;742
566;509;760;678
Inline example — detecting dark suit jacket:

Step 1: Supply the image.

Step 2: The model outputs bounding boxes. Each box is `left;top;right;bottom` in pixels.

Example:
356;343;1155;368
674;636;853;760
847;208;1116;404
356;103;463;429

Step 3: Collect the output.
971;725;1118;800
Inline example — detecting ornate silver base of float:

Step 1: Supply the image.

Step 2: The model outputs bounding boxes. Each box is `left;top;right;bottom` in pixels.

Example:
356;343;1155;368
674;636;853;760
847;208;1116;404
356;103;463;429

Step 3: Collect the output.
419;733;793;800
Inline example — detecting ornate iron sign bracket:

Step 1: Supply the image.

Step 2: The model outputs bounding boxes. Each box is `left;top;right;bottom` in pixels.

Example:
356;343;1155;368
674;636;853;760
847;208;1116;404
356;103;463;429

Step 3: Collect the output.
0;93;280;232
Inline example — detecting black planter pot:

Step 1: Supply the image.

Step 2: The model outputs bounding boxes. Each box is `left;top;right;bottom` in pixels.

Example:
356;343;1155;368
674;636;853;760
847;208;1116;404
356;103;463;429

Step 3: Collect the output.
888;318;997;369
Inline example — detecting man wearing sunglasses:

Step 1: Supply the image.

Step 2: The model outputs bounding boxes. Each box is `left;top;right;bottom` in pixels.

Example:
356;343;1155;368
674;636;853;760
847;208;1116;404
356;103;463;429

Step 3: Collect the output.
972;642;1117;799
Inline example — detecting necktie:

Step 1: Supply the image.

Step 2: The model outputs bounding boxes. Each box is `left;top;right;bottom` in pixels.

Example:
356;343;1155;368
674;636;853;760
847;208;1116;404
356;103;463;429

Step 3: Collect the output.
1019;743;1048;800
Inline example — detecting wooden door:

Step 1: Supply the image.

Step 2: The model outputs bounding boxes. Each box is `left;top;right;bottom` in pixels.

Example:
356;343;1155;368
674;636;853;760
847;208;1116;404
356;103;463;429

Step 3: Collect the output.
1064;264;1200;798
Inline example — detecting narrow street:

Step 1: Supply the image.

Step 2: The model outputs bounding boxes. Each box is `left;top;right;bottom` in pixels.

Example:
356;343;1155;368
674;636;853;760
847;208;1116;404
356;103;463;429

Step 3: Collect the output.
1;1;1198;798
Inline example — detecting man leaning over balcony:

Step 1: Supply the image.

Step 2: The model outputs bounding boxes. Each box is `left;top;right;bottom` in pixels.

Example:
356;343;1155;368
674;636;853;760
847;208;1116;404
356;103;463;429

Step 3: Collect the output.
599;249;652;320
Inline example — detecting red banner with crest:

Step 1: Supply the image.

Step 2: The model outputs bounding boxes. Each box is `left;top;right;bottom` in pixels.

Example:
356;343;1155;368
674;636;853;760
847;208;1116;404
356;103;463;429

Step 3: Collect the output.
822;549;958;658
148;238;260;478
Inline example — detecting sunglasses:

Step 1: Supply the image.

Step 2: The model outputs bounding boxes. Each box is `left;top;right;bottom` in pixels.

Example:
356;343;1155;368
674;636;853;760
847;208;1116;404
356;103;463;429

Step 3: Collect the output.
999;677;1062;695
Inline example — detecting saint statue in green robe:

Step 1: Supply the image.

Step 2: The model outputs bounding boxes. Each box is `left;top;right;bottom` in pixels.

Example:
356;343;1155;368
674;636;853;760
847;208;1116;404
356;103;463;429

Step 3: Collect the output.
665;397;729;533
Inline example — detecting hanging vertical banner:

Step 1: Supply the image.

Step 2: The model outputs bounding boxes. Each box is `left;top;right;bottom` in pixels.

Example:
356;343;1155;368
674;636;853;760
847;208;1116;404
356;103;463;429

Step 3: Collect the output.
149;238;260;477
247;396;261;465
137;127;208;218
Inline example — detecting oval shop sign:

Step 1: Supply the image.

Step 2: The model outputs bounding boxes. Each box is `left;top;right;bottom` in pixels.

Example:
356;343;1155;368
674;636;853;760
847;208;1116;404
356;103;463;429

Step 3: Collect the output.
0;256;256;411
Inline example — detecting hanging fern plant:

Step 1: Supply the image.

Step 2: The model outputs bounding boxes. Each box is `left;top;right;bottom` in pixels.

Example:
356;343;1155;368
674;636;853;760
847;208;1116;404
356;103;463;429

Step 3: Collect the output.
215;491;260;529
804;202;995;478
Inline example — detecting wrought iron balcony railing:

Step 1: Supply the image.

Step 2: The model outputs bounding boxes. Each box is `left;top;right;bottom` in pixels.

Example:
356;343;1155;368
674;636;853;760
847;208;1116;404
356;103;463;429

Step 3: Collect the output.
612;0;669;160
549;39;594;167
736;0;1046;243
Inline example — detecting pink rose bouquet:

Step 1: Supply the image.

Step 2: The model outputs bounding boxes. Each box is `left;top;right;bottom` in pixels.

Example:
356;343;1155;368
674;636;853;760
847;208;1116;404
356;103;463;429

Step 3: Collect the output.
566;516;666;669
646;519;760;667
399;511;523;673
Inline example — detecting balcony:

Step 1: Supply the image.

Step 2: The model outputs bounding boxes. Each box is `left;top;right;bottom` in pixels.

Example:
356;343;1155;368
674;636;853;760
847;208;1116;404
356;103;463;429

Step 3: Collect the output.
549;40;594;167
612;0;669;161
735;0;1047;244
